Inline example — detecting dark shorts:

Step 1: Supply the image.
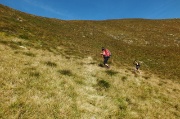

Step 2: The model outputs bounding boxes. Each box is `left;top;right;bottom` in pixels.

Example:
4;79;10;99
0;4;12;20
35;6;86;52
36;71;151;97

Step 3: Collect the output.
104;57;110;65
136;65;140;70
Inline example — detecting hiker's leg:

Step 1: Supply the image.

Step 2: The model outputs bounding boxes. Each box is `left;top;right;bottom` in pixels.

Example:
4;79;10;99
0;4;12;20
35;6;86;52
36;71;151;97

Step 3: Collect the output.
136;66;141;74
103;57;107;65
104;57;109;68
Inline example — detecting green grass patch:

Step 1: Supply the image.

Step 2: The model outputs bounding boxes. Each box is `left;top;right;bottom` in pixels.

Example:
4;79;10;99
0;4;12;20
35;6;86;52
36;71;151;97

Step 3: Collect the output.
143;76;151;80
58;69;73;76
0;40;8;45
19;34;29;40
105;70;118;76
45;61;57;67
117;98;128;118
98;63;104;67
23;52;36;57
29;71;40;78
117;98;128;111
97;79;110;89
121;76;128;82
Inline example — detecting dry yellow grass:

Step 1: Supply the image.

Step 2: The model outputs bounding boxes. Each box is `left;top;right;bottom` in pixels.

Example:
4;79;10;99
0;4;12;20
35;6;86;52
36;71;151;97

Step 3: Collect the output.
0;35;180;119
1;4;180;80
1;5;180;118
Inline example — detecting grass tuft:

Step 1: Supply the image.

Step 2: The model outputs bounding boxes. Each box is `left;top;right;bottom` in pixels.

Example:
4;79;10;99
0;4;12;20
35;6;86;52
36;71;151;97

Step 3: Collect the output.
121;76;128;82
105;70;118;76
29;71;40;77
0;40;8;45
98;63;104;67
117;98;128;118
19;34;29;40
58;69;73;76
45;61;57;67
23;52;36;57
97;79;110;89
143;76;151;80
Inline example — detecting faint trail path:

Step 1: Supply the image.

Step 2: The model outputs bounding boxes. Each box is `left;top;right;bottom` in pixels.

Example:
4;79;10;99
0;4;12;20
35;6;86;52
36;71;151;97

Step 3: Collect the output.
75;57;116;119
74;56;144;118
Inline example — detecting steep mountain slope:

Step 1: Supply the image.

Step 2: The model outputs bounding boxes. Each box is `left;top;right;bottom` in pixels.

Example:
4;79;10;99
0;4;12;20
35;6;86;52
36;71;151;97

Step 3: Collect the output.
0;4;180;79
0;34;180;118
0;4;180;118
0;4;180;80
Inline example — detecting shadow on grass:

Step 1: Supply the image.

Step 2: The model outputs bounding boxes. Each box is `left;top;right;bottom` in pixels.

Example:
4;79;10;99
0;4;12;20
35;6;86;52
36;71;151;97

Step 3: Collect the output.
58;69;73;76
105;70;118;76
121;76;128;82
96;79;110;91
98;63;104;67
23;52;36;57
29;71;40;78
44;61;57;67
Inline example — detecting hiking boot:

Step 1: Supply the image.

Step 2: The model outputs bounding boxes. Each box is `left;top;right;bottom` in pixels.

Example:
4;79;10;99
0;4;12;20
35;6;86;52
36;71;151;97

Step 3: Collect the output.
106;65;110;69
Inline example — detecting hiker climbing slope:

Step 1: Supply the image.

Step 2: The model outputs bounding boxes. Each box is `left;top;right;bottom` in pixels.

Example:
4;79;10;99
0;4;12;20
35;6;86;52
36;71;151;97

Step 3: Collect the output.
100;47;111;68
133;60;140;74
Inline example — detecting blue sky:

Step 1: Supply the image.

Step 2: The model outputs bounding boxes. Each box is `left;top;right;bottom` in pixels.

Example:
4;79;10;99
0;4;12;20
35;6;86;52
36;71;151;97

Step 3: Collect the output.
0;0;180;20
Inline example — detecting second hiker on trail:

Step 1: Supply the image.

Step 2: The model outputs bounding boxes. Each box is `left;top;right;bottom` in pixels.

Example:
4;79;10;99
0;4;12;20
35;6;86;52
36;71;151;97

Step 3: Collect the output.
133;60;141;74
100;47;111;68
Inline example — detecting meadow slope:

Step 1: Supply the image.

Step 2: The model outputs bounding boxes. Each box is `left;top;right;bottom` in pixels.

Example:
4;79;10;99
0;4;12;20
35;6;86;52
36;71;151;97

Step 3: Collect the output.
0;33;180;119
0;4;180;119
0;4;180;80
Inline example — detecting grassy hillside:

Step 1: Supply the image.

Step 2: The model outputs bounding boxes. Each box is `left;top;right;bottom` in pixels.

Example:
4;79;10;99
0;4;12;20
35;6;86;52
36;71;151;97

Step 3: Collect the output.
0;33;180;119
0;4;180;80
0;4;180;118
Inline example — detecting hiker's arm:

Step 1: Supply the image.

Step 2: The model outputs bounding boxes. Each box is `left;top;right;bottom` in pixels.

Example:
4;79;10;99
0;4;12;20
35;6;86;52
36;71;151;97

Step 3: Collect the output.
100;51;105;55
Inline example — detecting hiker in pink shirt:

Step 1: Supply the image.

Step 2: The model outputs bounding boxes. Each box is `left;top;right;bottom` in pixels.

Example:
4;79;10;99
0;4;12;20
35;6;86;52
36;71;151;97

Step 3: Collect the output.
100;47;111;68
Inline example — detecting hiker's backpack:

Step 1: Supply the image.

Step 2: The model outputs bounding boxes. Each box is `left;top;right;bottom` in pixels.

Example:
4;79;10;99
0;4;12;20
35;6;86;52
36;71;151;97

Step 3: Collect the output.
105;49;111;57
